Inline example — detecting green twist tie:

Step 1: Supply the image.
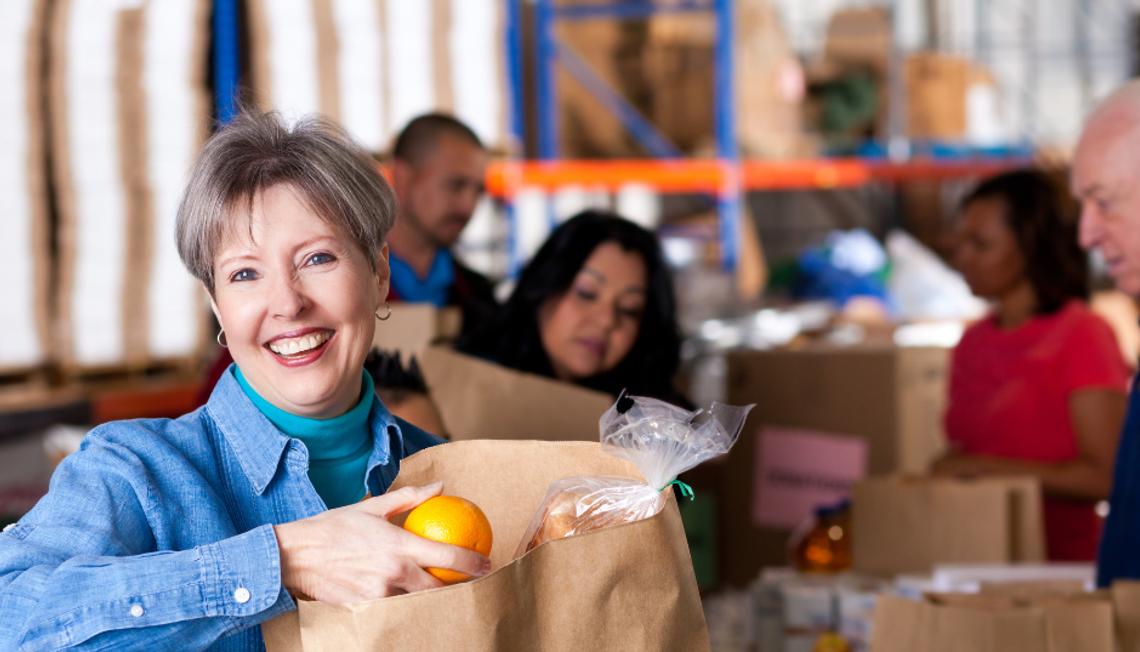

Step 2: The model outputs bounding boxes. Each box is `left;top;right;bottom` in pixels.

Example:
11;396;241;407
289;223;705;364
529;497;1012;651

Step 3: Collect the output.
664;479;695;501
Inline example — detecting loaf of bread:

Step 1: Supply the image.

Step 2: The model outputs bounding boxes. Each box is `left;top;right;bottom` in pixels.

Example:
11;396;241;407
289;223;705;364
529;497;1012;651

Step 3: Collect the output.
521;476;665;553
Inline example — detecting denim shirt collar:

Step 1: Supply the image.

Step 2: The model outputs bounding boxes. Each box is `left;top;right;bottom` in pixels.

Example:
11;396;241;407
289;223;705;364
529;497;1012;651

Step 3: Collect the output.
204;365;401;497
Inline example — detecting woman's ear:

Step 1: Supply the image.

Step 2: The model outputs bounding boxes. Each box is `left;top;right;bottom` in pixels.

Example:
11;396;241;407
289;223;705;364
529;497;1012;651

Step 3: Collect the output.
208;290;223;329
375;243;391;300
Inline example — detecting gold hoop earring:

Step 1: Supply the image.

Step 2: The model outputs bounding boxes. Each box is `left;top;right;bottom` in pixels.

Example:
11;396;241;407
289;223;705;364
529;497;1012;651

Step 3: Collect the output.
216;330;228;348
375;302;392;321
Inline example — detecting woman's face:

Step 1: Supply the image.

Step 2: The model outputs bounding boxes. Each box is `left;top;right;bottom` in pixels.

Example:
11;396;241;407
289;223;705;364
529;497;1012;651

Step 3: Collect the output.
538;241;648;382
953;197;1026;300
211;184;388;418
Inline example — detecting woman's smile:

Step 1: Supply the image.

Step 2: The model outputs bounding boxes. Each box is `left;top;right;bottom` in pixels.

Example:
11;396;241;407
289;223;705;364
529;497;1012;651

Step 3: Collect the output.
264;327;336;366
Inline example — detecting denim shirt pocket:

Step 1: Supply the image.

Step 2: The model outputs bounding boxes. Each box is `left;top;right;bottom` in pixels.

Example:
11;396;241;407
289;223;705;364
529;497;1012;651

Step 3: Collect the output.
1;522;36;541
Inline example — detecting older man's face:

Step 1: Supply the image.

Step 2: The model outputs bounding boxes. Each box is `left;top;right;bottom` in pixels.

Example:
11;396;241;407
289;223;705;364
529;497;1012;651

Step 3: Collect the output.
1073;114;1140;296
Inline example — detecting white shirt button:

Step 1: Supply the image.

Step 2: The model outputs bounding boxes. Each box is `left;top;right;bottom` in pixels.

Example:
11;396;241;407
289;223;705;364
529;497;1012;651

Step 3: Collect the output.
129;604;144;618
233;587;251;604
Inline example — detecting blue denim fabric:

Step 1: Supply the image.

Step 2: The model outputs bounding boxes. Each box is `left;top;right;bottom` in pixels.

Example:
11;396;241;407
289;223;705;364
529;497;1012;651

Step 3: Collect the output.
0;367;441;650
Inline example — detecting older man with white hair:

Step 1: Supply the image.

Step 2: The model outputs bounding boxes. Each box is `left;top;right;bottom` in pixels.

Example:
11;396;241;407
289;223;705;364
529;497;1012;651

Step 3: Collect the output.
1073;79;1140;587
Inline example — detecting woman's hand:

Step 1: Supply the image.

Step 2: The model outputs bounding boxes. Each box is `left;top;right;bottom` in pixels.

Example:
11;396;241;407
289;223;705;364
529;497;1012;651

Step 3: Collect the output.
274;482;491;603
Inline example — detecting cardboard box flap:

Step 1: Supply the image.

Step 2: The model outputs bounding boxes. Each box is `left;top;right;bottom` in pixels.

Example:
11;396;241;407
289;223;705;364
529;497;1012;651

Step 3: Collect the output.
418;347;613;442
374;304;462;357
978;580;1092;600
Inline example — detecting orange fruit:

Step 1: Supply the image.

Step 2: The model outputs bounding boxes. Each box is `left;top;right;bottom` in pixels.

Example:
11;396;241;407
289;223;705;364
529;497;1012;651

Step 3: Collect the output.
403;495;493;584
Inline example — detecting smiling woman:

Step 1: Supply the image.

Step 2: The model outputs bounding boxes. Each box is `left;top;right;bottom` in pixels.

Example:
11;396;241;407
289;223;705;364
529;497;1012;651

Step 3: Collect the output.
208;183;382;419
0;111;490;651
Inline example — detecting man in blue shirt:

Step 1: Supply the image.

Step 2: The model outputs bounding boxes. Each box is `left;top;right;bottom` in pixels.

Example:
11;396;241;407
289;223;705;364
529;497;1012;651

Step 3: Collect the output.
1072;79;1140;587
386;114;498;336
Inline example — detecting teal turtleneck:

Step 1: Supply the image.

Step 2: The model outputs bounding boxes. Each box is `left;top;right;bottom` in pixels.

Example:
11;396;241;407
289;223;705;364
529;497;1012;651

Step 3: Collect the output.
232;366;374;508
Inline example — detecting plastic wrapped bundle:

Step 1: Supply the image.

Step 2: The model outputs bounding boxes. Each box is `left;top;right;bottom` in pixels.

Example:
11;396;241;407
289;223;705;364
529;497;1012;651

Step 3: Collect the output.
519;394;753;554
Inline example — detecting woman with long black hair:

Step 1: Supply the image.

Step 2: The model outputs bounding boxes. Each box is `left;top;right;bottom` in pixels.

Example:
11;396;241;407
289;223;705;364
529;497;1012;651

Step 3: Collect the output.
460;209;689;407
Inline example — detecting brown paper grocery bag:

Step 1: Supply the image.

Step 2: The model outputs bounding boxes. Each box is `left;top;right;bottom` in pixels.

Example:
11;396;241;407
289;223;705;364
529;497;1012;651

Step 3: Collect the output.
870;592;1114;652
1114;581;1140;652
853;475;1044;576
417;347;614;441
262;440;709;651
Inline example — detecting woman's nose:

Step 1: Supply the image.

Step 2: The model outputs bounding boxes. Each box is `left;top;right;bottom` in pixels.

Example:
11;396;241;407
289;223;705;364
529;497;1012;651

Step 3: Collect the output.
270;275;309;319
590;302;618;331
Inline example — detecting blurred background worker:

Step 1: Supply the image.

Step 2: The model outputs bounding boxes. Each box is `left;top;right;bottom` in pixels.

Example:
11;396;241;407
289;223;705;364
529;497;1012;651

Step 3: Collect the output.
1073;80;1140;587
386;113;498;338
459;210;690;407
935;169;1129;562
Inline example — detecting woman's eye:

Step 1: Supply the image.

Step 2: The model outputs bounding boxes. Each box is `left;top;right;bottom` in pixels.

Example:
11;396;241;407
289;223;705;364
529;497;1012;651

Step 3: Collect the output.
306;252;336;267
618;307;644;321
230;268;258;283
574;288;598;302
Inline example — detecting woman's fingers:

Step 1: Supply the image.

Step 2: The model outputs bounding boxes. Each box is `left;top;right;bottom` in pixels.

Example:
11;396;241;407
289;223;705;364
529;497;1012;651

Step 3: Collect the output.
401;529;491;579
395;564;448;595
279;483;495;603
356;482;444;519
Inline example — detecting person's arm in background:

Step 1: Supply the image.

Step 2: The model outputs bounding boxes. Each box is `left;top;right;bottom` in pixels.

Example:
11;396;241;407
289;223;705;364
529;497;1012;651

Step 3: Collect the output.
367;350;448;437
932;388;1126;499
934;310;1131;500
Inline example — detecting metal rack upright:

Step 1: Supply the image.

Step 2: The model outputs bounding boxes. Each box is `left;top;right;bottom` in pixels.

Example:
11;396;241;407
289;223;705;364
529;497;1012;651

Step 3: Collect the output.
527;0;743;270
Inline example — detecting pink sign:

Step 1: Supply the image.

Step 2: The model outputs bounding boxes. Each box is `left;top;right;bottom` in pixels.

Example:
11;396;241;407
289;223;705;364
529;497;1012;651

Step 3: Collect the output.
752;427;868;529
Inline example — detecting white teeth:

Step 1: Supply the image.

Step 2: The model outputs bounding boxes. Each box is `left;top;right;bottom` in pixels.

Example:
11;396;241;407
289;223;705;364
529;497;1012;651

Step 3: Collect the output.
268;331;330;356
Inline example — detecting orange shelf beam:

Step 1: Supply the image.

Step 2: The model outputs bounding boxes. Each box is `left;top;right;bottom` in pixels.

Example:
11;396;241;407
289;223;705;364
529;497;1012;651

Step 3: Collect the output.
481;157;1029;196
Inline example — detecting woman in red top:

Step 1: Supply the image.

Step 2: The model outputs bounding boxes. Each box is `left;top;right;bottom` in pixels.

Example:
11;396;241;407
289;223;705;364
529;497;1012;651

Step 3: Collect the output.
938;169;1130;561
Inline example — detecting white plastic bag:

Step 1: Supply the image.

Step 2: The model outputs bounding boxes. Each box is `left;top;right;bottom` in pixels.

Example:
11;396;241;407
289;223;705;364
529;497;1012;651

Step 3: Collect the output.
518;394;753;554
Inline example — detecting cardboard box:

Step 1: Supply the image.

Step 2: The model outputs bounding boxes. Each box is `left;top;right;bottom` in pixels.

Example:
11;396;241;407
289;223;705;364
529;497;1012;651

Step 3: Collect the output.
821;6;892;75
554;5;648;158
372;304;462;358
718;344;950;586
905;52;997;141
645;0;810;158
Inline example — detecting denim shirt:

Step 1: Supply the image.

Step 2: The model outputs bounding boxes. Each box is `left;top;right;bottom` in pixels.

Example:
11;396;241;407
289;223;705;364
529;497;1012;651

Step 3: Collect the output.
0;367;441;651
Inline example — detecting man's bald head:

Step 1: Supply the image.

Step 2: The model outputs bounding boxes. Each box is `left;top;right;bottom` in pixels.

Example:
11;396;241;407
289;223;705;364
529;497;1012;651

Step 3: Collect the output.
1073;79;1140;296
1081;80;1140;147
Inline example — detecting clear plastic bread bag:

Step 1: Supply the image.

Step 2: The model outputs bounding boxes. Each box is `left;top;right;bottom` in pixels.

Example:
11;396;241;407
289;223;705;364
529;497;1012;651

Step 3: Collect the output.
518;393;754;555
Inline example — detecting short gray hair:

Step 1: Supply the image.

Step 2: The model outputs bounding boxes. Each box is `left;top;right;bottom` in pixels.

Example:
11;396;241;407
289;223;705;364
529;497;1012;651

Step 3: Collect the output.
176;110;396;291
